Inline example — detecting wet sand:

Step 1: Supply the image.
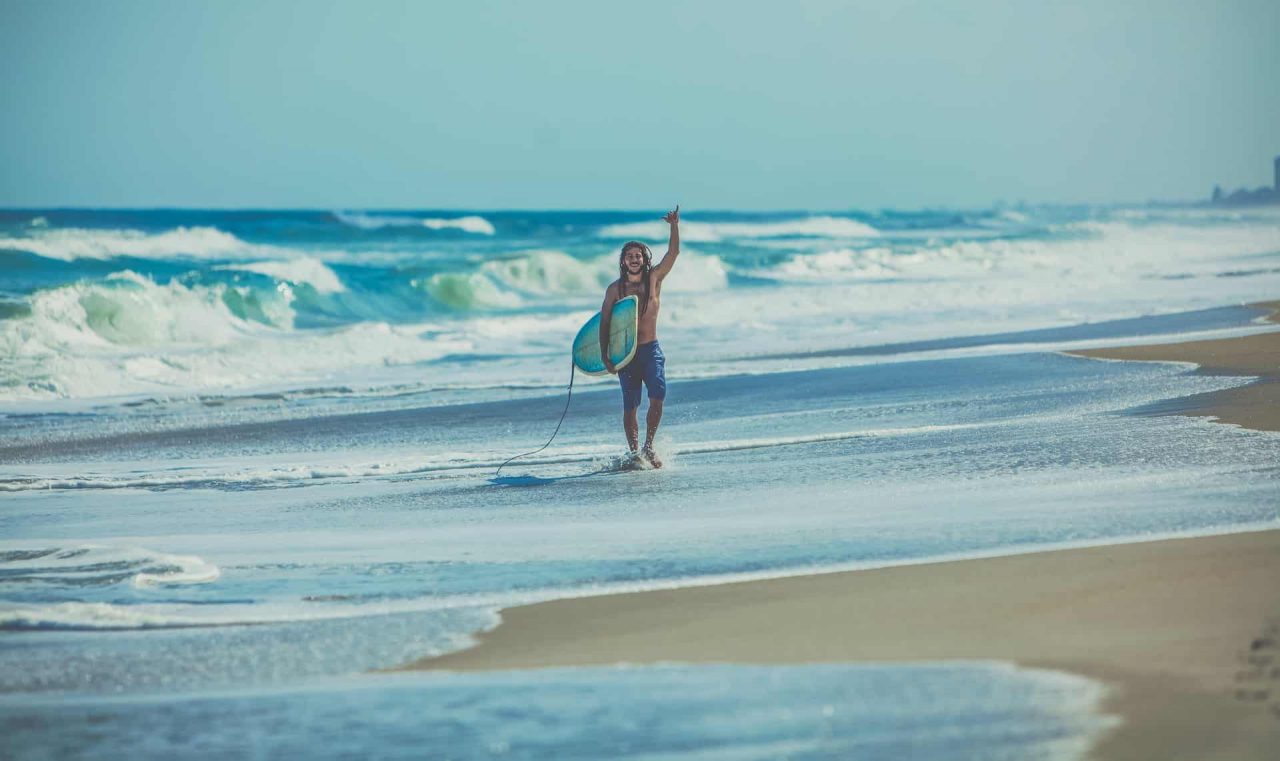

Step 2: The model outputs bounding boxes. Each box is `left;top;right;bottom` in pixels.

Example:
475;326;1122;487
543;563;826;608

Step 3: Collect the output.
1069;300;1280;432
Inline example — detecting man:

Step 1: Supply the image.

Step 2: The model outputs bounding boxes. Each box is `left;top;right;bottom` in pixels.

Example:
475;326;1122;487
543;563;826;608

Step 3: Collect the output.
600;205;680;468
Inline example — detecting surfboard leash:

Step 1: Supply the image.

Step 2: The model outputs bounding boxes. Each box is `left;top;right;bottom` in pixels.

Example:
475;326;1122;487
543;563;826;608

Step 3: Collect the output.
495;359;577;477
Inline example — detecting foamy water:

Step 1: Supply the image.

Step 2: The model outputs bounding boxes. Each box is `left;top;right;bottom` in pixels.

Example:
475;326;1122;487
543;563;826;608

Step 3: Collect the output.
2;207;1278;403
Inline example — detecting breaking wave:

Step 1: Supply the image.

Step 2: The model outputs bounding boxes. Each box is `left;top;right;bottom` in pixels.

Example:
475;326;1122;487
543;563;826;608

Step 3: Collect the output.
598;216;880;243
746;247;905;282
0;545;220;591
417;249;729;311
0;271;472;400
746;220;1280;284
483;249;615;295
3;269;293;347
0;226;275;262
332;211;496;235
218;258;346;294
4;209;1276;402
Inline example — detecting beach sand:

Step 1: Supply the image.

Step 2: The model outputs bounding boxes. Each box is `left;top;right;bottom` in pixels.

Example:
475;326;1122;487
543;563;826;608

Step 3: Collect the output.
401;303;1280;759
1068;300;1280;433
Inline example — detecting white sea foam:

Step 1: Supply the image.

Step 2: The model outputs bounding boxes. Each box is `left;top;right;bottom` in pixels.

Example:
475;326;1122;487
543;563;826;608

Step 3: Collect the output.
0;226;276;262
0;421;995;492
4;214;1277;402
598;216;880;243
0;272;472;400
333;211;495;235
417;249;728;311
419;250;611;309
0;545;220;588
647;215;1280;373
3;320;473;401
0;545;224;630
0;602;212;630
422;216;496;235
746;247;904;281
485;249;729;295
743;217;1280;286
0;594;495;631
659;251;731;293
482;250;615;295
4;270;291;351
417;271;526;310
219;258;346;294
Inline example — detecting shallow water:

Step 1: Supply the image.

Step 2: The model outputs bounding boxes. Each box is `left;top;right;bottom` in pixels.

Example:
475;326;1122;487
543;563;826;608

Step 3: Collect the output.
1;663;1116;761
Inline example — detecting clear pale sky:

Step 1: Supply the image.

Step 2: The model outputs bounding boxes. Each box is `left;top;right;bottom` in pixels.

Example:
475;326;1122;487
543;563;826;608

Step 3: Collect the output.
3;0;1277;209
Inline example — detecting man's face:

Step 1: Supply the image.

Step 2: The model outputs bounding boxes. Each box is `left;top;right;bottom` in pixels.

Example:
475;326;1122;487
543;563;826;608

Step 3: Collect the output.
623;247;645;274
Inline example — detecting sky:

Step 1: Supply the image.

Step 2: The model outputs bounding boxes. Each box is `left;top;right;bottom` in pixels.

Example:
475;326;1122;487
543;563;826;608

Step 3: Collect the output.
2;0;1278;210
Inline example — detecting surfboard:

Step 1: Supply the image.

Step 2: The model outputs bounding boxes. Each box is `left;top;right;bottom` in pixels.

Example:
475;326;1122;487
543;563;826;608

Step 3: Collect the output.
573;295;639;376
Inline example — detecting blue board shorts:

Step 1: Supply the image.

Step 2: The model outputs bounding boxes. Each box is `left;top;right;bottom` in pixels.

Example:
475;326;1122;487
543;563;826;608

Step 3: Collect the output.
619;341;666;411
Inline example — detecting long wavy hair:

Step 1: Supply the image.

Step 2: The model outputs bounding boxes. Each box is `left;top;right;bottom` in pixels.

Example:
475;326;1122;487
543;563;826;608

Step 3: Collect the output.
618;241;653;315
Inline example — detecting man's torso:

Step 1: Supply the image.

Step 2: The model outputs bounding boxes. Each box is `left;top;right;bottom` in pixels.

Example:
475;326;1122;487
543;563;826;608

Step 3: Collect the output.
617;273;661;343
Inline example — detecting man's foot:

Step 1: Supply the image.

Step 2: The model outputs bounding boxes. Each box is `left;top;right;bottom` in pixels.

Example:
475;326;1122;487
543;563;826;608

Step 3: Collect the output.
641;445;663;469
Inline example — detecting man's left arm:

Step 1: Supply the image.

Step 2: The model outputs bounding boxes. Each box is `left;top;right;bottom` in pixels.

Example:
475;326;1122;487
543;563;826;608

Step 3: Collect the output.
651;205;680;281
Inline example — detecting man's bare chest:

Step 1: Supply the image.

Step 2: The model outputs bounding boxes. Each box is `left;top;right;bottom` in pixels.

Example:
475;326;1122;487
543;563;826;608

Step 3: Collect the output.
620;282;660;313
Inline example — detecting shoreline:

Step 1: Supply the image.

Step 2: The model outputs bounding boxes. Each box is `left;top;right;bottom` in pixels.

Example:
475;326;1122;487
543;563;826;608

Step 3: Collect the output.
403;530;1280;759
1067;299;1280;433
400;302;1280;759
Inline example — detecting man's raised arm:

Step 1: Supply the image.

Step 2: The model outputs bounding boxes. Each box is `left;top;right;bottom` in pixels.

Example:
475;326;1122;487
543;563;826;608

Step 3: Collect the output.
651;205;681;281
599;283;619;374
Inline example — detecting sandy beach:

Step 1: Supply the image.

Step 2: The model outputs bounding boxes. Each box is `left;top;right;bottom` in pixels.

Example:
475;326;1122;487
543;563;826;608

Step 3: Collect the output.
402;305;1280;760
1069;300;1280;433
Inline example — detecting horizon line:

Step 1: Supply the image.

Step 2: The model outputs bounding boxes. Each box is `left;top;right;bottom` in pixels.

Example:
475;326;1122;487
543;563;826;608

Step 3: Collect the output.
0;198;1222;214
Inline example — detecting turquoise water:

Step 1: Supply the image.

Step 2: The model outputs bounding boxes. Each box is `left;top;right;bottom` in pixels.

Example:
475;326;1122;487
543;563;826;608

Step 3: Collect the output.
2;206;1279;758
3;206;1278;404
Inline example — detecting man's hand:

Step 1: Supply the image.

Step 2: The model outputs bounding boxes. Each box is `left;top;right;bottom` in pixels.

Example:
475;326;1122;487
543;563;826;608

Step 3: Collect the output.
604;359;618;375
663;205;679;226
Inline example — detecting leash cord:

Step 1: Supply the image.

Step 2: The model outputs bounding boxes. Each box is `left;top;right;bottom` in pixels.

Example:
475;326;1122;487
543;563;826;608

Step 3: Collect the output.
495;360;577;477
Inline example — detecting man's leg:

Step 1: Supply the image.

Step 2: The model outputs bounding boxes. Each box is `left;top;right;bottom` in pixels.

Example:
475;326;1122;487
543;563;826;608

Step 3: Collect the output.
643;399;663;451
642;399;664;467
641;343;667;467
623;406;640;452
620;362;642;453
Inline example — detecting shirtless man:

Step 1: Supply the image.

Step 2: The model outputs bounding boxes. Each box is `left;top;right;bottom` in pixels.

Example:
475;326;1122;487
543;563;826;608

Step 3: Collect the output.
600;206;680;468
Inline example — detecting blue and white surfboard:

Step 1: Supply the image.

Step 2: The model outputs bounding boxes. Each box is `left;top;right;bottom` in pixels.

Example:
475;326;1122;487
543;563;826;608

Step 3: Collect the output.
572;295;639;376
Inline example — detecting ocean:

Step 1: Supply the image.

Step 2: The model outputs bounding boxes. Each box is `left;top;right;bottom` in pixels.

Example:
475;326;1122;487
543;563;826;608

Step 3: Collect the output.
2;206;1279;759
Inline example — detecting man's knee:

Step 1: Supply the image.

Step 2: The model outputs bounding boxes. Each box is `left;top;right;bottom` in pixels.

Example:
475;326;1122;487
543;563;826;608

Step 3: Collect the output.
622;387;643;412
